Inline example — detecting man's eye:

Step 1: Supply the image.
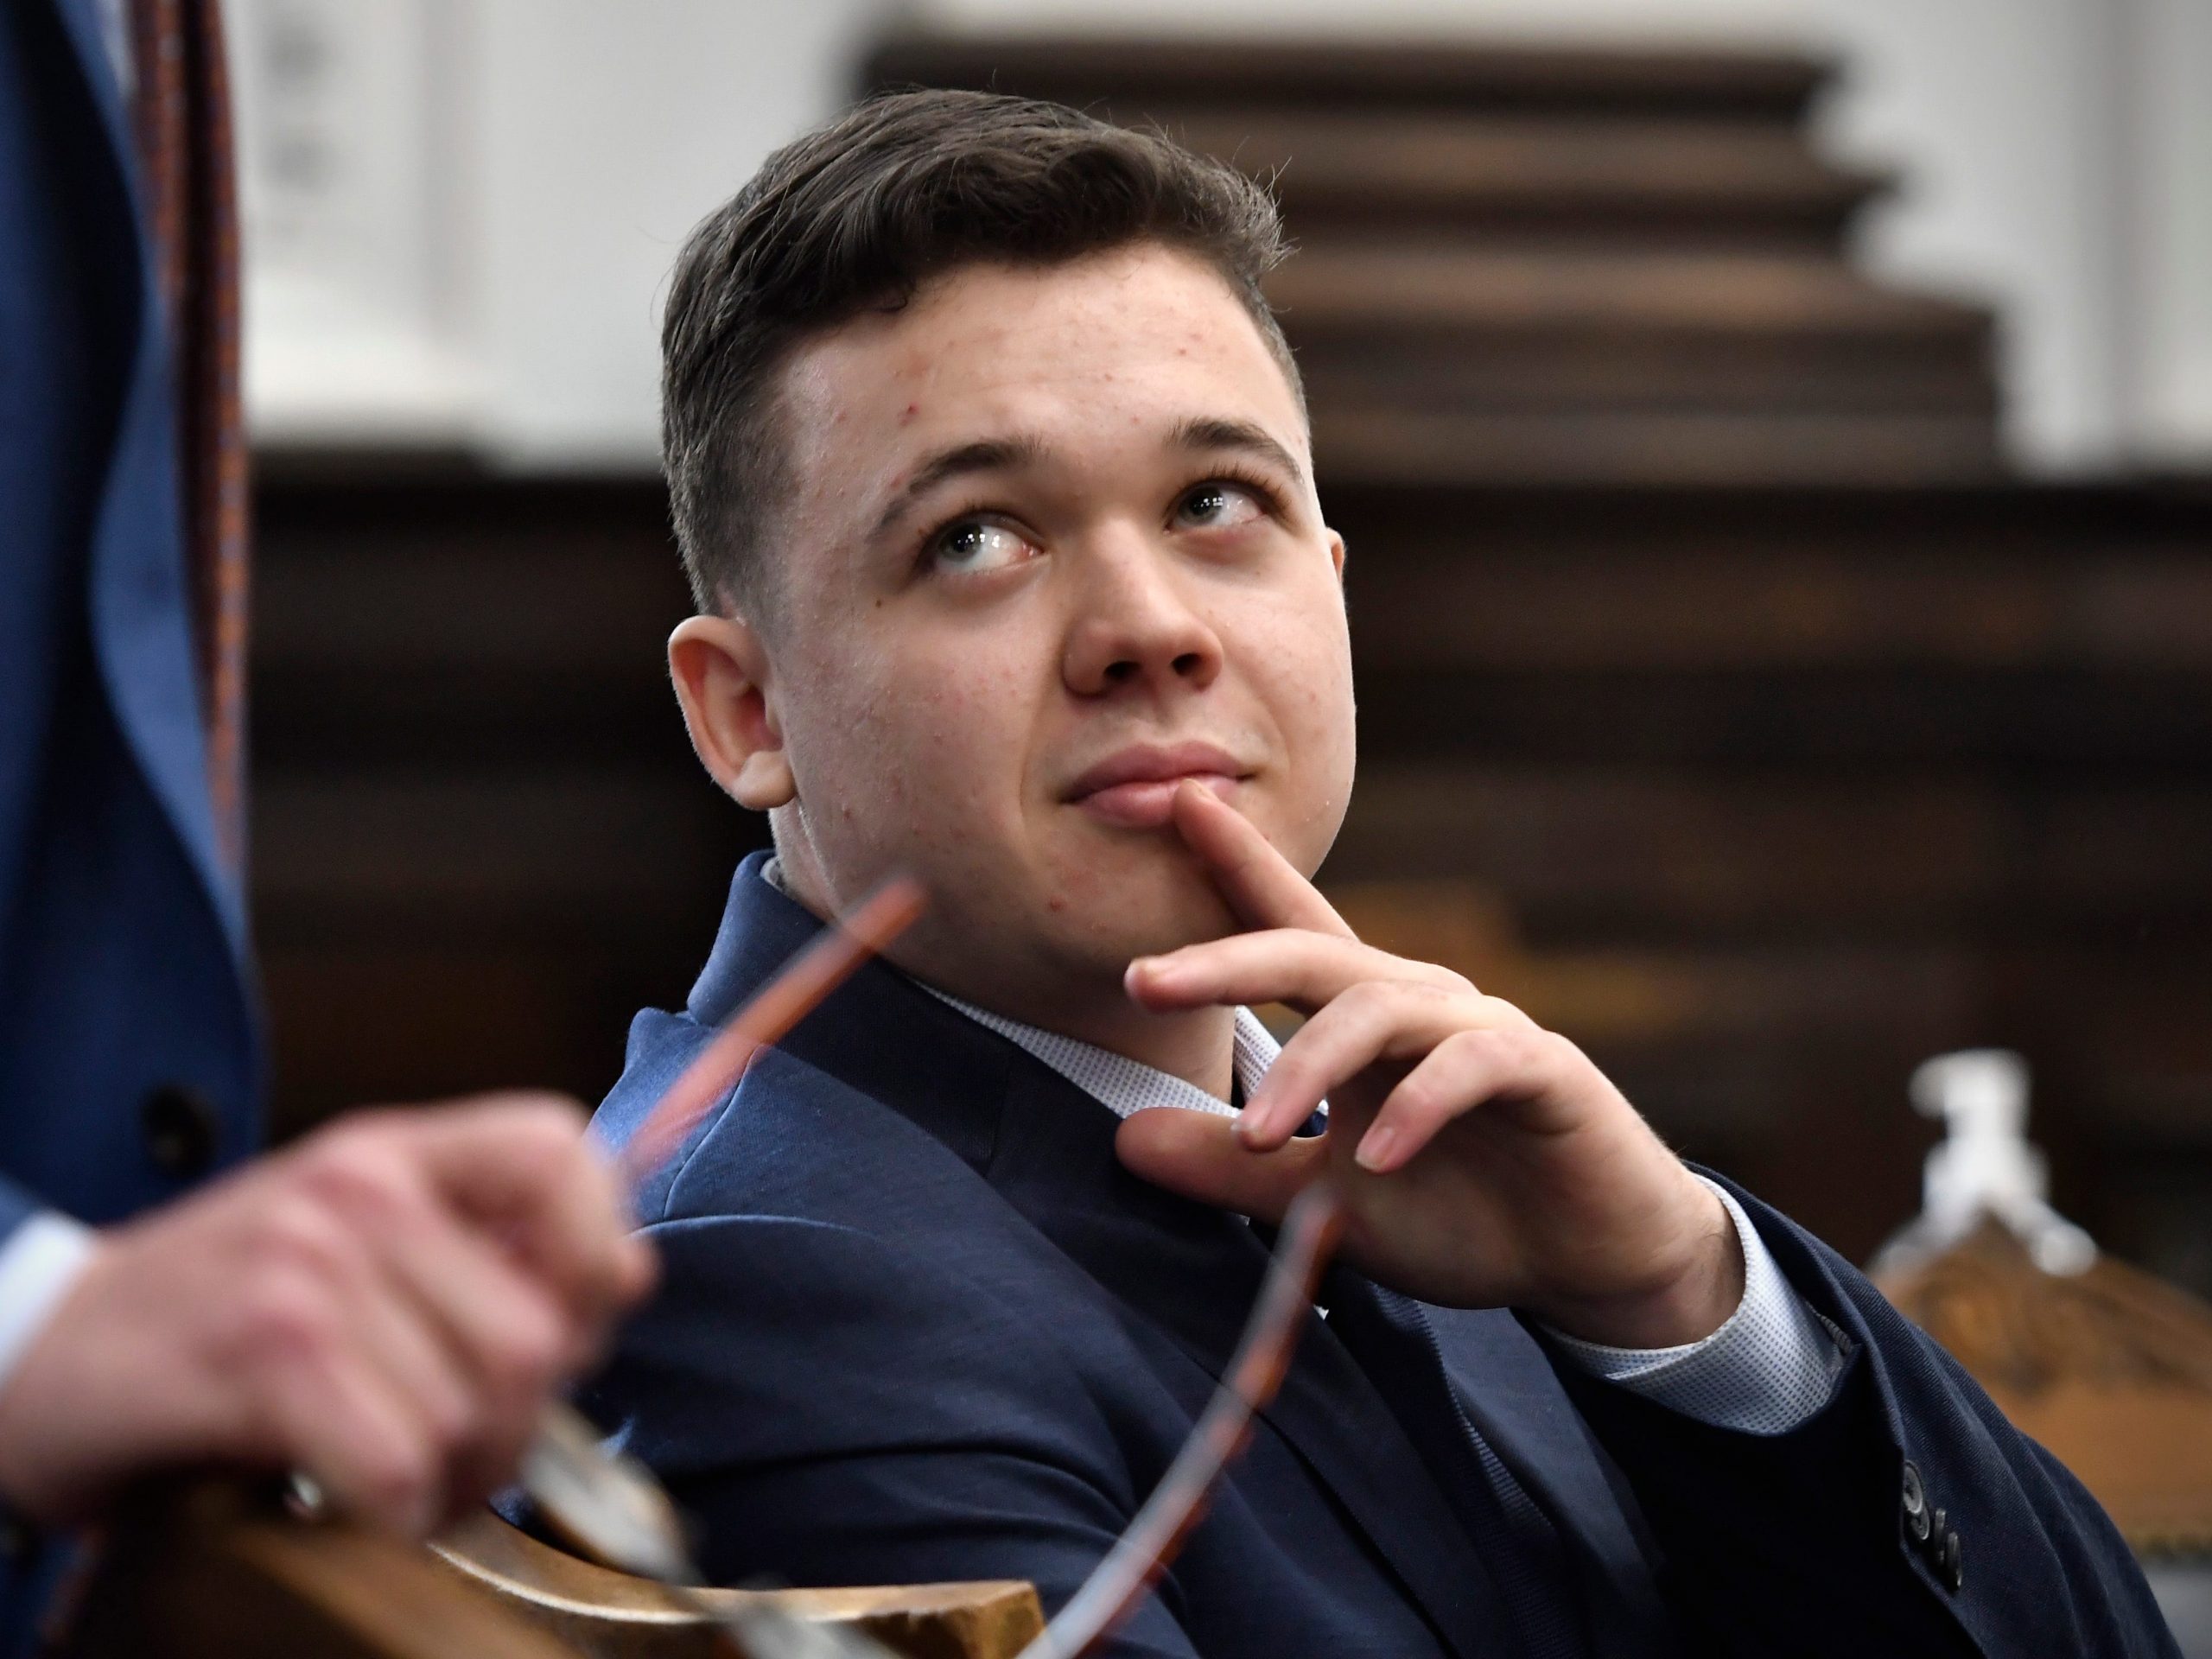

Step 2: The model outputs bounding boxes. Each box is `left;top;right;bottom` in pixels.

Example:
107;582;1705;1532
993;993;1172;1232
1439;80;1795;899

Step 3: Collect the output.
929;519;1037;574
1174;481;1266;531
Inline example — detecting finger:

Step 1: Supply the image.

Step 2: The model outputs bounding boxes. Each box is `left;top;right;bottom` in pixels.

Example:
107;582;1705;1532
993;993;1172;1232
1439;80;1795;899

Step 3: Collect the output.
1237;981;1521;1150
1170;781;1353;938
1114;1108;1325;1224
258;1325;447;1535
229;1186;480;1506
1128;928;1468;1021
294;1113;609;1382
395;1096;652;1328
344;1285;536;1526
339;1255;483;1477
372;1202;579;1505
1354;1026;1567;1174
383;1194;576;1376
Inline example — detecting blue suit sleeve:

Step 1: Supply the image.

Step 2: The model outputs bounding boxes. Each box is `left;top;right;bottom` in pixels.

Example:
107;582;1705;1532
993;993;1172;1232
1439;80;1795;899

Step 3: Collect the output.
573;1213;1201;1659
1541;1173;2179;1658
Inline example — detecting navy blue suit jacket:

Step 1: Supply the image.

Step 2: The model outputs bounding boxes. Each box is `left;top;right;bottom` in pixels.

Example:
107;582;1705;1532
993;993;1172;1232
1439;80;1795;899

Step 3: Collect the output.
2;0;258;1642
582;855;2176;1658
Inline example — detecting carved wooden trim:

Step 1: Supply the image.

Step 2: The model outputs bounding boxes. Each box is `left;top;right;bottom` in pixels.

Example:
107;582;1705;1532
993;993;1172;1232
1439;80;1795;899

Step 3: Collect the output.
430;1510;1046;1659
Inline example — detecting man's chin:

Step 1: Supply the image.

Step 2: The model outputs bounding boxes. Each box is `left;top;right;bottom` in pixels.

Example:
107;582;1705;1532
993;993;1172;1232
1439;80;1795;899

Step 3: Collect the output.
1043;858;1243;967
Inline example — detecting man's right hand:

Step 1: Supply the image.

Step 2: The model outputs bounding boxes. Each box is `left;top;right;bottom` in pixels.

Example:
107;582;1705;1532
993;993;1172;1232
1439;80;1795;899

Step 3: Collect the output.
0;1095;655;1533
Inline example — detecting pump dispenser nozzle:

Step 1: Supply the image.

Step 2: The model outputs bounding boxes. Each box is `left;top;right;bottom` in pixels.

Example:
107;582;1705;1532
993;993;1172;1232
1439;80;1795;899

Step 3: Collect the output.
1875;1049;2095;1278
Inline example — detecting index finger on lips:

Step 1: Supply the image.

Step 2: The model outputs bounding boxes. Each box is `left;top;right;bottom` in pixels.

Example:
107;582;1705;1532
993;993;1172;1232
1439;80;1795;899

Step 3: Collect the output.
402;1096;652;1329
1171;782;1355;939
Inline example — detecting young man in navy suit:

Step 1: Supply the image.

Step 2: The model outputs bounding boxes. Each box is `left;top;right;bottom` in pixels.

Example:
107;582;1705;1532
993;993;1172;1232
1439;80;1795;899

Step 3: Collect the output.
583;88;2177;1656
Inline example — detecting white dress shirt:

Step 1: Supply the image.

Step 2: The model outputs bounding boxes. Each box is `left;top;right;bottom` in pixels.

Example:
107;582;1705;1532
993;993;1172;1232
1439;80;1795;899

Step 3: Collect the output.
0;1215;97;1394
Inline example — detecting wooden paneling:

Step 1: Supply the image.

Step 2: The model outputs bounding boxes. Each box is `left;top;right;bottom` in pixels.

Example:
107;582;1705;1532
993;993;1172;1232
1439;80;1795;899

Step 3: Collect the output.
866;36;1835;123
1334;483;2212;673
244;467;2212;1280
1153;111;1889;251
249;470;766;1138
864;34;2002;486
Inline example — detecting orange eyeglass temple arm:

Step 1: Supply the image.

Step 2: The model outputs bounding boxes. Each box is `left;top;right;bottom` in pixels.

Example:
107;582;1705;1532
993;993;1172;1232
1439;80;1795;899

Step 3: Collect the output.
620;875;928;1183
1017;1181;1348;1659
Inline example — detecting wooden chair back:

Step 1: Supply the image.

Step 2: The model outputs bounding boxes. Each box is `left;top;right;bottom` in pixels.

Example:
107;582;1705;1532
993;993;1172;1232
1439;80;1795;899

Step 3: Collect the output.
55;1481;1043;1659
429;1510;1043;1659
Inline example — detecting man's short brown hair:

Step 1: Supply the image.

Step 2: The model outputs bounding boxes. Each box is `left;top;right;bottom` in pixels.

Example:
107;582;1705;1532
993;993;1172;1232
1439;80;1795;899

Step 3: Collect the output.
660;87;1297;615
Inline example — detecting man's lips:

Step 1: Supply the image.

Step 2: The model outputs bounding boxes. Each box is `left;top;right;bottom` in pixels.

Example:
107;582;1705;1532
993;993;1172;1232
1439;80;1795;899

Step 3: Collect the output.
1064;742;1250;830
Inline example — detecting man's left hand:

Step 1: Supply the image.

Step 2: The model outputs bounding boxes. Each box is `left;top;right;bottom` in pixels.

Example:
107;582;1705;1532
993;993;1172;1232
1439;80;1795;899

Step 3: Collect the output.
1115;782;1742;1351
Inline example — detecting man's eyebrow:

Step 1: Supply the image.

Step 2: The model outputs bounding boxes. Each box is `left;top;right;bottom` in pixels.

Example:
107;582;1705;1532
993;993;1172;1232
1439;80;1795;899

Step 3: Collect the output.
871;435;1046;540
1167;416;1308;488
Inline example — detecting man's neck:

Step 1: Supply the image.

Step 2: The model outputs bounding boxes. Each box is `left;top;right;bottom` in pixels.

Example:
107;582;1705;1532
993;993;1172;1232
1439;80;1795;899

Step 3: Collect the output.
912;954;1239;1103
763;852;1238;1102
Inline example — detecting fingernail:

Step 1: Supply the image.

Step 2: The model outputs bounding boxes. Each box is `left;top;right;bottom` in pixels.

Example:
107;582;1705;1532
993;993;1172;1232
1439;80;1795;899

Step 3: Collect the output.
1355;1124;1397;1173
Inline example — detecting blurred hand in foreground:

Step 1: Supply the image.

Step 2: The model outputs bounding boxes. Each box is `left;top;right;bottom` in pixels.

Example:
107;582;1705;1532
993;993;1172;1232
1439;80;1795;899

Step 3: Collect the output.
0;1095;655;1532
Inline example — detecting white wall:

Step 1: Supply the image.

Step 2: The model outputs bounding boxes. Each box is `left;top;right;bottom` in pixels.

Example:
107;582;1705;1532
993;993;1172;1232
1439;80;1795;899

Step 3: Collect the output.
227;0;477;444
1801;0;2129;470
2123;0;2212;461
227;0;2212;474
229;0;887;467
467;0;889;468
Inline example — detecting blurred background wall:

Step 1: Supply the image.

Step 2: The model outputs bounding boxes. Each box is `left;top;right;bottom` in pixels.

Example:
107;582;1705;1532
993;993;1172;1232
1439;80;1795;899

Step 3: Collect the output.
228;0;2212;471
224;0;2212;1310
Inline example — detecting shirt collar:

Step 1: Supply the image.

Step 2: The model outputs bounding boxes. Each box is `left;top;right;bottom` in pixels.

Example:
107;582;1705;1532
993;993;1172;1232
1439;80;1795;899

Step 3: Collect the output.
927;993;1281;1122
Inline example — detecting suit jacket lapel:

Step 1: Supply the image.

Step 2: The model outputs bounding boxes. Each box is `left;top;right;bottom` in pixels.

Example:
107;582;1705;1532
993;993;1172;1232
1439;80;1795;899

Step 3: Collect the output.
985;1059;1522;1659
1423;1302;1675;1656
43;0;253;969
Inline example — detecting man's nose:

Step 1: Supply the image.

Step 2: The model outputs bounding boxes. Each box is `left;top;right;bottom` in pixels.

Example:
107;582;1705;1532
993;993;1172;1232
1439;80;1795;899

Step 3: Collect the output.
1059;534;1225;699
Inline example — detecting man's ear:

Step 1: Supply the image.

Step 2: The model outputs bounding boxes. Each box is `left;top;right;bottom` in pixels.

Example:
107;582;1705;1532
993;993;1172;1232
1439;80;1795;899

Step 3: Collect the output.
1328;528;1348;586
668;614;796;811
